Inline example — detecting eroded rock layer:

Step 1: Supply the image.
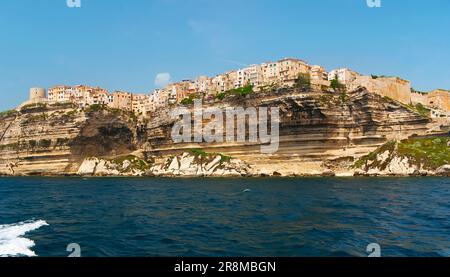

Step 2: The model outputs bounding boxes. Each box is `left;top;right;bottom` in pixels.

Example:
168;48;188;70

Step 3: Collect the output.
0;105;138;175
0;88;439;176
144;88;434;175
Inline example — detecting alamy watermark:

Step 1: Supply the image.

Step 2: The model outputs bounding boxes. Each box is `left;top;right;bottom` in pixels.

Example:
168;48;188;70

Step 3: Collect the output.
67;243;81;257
366;243;381;257
171;100;280;154
67;0;81;8
66;0;380;9
367;0;382;8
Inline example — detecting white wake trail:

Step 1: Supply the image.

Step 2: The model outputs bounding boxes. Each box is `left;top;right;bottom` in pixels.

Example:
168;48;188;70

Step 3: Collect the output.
0;219;49;257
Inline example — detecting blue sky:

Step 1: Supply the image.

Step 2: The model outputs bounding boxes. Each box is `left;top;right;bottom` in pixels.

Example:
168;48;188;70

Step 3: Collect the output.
0;0;449;111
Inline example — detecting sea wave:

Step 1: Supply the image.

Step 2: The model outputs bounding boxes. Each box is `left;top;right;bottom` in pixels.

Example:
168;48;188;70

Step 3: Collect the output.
0;219;48;257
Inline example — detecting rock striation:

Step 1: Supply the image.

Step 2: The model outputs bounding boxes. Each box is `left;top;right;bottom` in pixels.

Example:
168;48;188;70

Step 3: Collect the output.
144;88;437;176
1;87;446;177
0;104;138;176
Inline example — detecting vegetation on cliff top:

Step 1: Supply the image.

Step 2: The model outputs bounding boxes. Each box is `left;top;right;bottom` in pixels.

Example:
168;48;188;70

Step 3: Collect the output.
406;103;431;119
330;76;345;91
397;137;450;169
86;104;138;122
215;84;254;101
0;109;18;119
294;73;311;89
20;103;48;113
180;94;205;105
354;137;450;170
353;140;397;170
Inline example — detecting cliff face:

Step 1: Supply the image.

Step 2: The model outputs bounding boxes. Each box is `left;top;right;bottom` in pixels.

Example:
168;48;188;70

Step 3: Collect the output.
144;88;433;176
0;105;138;176
0;88;438;176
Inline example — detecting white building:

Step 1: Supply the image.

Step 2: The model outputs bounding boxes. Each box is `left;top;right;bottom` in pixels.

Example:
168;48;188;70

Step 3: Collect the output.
328;68;360;85
132;94;149;115
152;89;169;109
48;85;79;103
243;64;262;88
195;76;211;93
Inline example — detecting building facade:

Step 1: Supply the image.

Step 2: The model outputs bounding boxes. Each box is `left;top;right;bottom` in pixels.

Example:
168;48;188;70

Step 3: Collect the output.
328;68;360;85
111;91;132;111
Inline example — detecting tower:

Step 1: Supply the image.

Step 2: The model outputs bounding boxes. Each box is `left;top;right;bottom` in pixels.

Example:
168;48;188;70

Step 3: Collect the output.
29;88;46;102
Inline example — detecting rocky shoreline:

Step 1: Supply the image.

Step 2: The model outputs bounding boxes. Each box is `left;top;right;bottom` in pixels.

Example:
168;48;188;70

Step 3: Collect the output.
73;149;450;178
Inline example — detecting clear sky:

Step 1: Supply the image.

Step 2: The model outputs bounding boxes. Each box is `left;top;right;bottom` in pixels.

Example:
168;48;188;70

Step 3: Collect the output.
0;0;449;111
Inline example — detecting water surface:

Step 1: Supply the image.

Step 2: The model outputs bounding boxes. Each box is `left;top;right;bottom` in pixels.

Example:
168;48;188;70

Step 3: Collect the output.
0;177;448;257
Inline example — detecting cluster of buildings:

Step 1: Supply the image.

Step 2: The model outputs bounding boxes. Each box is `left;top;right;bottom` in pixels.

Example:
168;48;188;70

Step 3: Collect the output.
22;58;331;117
150;58;330;106
19;57;450;119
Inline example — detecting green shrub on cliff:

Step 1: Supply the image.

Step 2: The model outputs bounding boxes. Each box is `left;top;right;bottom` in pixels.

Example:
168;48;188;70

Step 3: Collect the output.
215;85;254;101
354;138;450;170
401;102;431;119
22;113;48;125
412;103;430;118
330;76;345;91
66;110;78;117
0;109;18;119
215;92;226;101
20;103;47;113
110;155;152;172
52;102;76;109
112;155;137;164
353;140;397;170
86;104;106;113
340;91;349;103
398;137;450;169
189;148;207;159
295;73;311;89
229;84;254;97
180;97;194;105
189;148;232;164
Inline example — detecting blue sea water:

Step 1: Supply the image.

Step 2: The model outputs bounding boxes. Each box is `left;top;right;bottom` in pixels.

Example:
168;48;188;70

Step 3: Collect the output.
0;177;449;257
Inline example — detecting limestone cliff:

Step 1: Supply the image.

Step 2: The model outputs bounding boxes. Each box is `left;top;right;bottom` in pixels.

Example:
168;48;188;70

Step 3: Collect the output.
144;88;437;176
0;104;139;176
0;88;444;176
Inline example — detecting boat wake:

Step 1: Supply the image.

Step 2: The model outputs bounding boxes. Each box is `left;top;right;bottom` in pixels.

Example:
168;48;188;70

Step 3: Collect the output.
0;219;48;257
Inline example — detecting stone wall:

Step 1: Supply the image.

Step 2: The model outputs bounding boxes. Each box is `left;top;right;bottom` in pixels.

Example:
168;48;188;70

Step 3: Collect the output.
411;91;428;106
348;76;412;105
427;89;450;112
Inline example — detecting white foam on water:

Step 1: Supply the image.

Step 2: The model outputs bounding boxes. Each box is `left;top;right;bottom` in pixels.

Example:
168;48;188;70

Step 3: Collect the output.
0;220;48;257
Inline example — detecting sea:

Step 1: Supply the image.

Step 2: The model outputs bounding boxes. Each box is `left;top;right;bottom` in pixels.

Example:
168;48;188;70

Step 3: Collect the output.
0;177;449;257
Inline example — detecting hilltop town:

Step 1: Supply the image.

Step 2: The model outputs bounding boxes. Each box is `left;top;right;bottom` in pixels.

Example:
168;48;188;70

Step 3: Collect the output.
17;57;450;120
